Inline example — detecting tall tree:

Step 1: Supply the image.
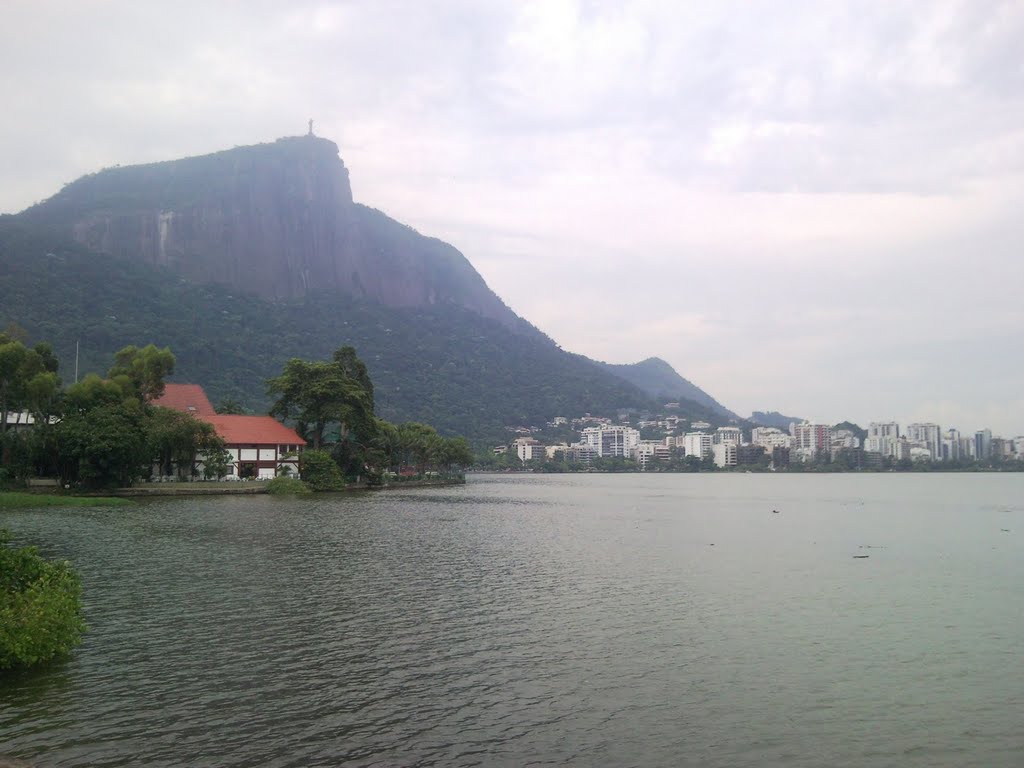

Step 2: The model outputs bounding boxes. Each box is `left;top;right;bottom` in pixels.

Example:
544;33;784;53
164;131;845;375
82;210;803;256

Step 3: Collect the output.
267;349;375;451
333;345;375;414
107;344;175;402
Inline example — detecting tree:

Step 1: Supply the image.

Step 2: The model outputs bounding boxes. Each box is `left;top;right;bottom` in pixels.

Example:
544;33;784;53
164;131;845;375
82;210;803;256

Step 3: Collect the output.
397;422;441;474
438;436;473;473
370;418;400;473
56;402;150;487
203;446;233;480
215;398;247;415
64;373;131;413
146;407;224;479
0;529;87;671
267;349;374;451
333;345;375;414
0;336;58;438
107;344;175;402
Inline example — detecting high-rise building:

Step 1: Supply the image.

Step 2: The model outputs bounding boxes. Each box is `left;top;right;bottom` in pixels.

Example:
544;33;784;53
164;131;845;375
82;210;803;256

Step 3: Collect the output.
683;432;712;459
713;427;742;445
906;423;942;461
712;443;737;467
943;428;961;461
580;425;640;458
975;429;992;460
791;422;832;459
865;422;900;456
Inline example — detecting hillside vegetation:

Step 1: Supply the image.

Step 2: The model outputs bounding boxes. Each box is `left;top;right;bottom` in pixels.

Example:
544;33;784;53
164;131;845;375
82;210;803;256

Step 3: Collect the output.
1;136;735;444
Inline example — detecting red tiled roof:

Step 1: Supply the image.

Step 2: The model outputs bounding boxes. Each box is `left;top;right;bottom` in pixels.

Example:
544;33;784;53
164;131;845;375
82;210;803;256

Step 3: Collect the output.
209;415;304;447
153;384;217;418
154;383;304;446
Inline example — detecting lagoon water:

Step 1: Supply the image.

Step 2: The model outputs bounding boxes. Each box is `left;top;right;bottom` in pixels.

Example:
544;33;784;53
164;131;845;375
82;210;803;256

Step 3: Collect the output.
1;473;1023;767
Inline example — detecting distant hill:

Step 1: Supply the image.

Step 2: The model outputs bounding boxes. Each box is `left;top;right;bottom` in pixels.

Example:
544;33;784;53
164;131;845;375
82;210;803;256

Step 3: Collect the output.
750;411;803;430
597;357;736;420
1;136;735;443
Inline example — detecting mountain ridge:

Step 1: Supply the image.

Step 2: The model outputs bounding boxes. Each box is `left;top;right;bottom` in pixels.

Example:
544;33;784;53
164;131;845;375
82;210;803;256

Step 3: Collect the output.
1;135;735;440
596;357;736;420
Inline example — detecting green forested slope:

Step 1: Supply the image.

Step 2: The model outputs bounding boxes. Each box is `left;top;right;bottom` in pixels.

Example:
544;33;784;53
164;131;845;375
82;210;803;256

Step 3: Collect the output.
0;220;727;443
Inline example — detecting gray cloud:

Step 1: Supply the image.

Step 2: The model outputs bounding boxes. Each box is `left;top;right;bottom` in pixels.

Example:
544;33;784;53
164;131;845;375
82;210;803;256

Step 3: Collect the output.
2;0;1022;434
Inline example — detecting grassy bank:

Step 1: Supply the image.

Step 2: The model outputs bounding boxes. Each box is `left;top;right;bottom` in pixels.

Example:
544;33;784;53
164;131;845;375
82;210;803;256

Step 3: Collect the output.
0;492;135;508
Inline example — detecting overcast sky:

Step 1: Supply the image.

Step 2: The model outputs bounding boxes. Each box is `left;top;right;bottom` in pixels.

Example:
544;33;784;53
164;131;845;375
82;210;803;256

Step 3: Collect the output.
3;1;1023;435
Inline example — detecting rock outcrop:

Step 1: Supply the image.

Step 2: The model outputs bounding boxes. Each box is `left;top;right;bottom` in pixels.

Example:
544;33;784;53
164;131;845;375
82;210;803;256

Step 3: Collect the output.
26;136;520;328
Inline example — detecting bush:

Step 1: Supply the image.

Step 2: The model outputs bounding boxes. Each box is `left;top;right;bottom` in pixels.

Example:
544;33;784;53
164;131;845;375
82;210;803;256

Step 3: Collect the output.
0;530;87;671
265;476;311;495
299;450;345;491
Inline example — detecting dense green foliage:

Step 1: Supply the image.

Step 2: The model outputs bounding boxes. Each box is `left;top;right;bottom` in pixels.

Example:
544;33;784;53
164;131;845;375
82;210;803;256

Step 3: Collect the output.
0;530;86;671
299;450;346;491
265;476;312;495
0;218;725;444
0;338;226;488
268;347;374;450
269;348;473;487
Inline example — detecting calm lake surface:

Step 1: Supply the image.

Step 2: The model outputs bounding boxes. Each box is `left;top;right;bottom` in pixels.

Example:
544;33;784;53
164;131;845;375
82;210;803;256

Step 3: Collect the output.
1;473;1023;767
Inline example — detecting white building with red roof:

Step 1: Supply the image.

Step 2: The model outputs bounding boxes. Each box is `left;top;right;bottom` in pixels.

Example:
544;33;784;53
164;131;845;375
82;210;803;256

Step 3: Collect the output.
153;384;304;480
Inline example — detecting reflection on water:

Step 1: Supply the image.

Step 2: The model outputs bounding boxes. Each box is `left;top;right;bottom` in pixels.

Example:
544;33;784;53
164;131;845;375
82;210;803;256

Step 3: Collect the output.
1;474;1023;767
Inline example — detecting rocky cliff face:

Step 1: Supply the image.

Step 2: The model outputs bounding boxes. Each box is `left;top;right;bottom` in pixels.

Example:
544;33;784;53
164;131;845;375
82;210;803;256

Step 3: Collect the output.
28;136;520;328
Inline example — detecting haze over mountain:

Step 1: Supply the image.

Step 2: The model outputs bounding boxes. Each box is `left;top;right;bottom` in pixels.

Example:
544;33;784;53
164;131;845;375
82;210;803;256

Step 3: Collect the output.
1;136;735;441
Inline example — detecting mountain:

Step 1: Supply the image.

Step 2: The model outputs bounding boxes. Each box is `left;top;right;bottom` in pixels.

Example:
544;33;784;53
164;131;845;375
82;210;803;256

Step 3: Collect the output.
1;136;734;443
750;411;804;430
597;357;737;420
24;136;520;329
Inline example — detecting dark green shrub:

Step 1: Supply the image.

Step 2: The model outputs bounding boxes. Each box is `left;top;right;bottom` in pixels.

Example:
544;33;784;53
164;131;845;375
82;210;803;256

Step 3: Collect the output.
299;450;345;491
0;530;87;671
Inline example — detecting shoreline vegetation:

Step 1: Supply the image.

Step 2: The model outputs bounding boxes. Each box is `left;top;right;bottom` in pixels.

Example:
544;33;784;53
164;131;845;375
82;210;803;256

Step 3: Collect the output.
1;335;473;497
0;529;86;672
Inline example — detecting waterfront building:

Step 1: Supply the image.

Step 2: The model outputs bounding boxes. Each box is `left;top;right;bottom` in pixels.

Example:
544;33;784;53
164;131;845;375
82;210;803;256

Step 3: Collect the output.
568;443;599;464
683;432;712;459
713;426;742;445
751;427;792;451
579;425;640;458
512;437;544;462
906;423;942;461
865;422;900;457
712;443;737;468
1014;437;1024;458
637;441;672;468
830;429;861;458
942;429;961;461
154;384;304;479
975;429;992;460
791;422;832;460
